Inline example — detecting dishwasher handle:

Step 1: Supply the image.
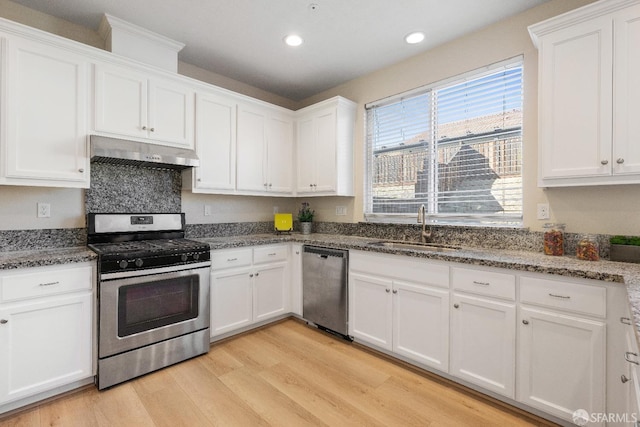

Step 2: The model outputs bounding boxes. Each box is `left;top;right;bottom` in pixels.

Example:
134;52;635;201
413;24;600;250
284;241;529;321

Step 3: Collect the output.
303;245;348;259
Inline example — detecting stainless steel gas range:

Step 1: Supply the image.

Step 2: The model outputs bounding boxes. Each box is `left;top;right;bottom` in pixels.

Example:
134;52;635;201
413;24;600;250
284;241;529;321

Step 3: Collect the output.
87;213;211;390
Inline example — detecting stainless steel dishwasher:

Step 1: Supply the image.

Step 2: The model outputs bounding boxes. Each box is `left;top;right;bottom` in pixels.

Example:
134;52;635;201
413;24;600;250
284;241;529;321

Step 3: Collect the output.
302;245;350;339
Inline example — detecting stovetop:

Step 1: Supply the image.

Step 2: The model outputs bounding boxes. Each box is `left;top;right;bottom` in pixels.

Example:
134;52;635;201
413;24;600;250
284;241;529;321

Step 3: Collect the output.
89;238;208;258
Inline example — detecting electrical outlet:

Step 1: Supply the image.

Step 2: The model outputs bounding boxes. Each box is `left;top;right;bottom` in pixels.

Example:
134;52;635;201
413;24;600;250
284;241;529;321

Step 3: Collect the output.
537;203;550;220
204;205;212;216
37;202;51;218
336;206;347;216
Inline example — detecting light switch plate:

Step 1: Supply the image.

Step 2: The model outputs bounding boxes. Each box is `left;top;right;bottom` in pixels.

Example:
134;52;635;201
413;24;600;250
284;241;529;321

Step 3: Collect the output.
336;206;347;216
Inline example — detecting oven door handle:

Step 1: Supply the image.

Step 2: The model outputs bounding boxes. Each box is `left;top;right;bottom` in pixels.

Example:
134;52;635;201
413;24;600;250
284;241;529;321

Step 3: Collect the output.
100;261;211;280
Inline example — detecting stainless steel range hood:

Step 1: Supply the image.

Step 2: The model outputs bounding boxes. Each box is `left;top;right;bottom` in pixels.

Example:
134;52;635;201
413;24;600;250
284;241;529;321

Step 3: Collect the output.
90;135;199;170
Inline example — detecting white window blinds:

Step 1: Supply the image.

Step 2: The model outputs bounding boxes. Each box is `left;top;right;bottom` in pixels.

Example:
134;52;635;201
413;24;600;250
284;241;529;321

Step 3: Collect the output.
365;58;523;225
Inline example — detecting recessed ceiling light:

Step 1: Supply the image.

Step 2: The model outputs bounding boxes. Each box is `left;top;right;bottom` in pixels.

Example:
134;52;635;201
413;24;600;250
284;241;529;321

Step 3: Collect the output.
284;34;304;47
405;31;425;44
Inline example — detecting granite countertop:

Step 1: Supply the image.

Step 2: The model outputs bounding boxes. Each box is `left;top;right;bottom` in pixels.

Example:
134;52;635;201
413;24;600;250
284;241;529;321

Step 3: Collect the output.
0;246;97;270
2;233;640;340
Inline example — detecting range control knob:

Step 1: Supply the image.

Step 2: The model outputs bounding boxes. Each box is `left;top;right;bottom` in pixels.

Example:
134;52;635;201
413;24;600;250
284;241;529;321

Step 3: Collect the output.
193;253;200;260
135;258;144;268
119;260;128;269
181;254;189;262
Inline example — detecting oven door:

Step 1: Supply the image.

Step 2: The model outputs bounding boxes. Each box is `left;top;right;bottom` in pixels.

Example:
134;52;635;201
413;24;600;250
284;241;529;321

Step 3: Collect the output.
99;263;210;359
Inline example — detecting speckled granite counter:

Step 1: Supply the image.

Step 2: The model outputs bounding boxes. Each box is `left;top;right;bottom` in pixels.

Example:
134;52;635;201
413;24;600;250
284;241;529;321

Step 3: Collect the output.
200;233;640;337
0;247;97;270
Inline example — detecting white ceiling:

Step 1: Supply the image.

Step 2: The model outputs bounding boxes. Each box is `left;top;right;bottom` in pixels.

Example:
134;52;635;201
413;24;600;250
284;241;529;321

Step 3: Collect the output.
10;0;549;101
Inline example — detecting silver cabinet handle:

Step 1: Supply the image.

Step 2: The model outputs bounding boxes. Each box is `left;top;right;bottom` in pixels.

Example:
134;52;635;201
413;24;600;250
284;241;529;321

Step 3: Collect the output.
227;258;238;262
549;293;570;299
39;281;60;287
601;160;609;165
622;375;631;384
473;281;490;286
0;319;7;324
617;158;625;164
626;352;640;365
385;289;390;293
522;319;529;325
453;303;459;309
622;317;633;325
268;253;277;256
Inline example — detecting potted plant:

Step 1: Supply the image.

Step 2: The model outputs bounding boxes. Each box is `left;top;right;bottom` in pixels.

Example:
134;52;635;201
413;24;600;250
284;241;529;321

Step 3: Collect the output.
610;235;640;263
298;202;315;235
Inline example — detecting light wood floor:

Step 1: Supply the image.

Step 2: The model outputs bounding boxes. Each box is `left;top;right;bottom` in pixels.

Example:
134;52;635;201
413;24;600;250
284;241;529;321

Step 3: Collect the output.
1;319;556;426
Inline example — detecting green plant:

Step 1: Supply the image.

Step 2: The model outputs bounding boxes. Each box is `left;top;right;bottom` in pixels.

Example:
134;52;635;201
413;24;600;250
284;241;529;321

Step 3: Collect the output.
297;202;315;222
610;235;640;246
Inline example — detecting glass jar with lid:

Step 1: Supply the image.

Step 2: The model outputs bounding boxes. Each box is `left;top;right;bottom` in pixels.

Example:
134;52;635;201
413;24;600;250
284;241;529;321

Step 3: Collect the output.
576;234;599;261
543;223;565;256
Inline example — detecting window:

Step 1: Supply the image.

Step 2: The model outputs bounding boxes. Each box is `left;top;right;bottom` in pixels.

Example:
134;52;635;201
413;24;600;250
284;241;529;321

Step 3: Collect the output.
365;58;523;226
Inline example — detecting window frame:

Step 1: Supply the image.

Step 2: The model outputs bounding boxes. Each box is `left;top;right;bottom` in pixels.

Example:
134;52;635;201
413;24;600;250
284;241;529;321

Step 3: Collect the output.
364;56;524;227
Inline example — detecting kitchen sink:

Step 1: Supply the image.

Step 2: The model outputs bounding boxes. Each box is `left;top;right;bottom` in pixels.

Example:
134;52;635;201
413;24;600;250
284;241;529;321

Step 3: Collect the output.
368;240;461;252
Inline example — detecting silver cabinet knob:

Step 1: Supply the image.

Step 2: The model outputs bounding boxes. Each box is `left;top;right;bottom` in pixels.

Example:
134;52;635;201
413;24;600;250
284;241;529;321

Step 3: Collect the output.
150;128;155;132
78;168;84;173
601;160;609;165
269;183;272;188
249;274;254;278
622;375;631;384
142;126;147;130
522;319;529;325
453;303;459;309
0;319;7;324
385;288;390;293
310;184;314;188
197;178;201;182
617;158;625;164
255;272;259;277
392;289;398;294
626;352;640;365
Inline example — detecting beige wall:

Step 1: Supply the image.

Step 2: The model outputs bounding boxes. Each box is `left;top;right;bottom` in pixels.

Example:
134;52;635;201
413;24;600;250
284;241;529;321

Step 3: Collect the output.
2;0;639;236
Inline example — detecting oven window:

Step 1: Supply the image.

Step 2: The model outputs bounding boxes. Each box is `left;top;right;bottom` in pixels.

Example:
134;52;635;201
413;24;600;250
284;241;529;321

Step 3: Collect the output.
118;274;199;337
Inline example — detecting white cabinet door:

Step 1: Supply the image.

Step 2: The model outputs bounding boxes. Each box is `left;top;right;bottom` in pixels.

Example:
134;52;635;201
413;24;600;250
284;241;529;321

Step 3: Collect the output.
296;116;316;193
313;108;338;193
94;64;194;148
349;273;393;350
517;306;605;424
4;38;89;186
0;292;92;404
450;293;516;398
290;244;303;316
254;263;288;322
393;281;449;371
266;113;293;194
236;103;267;192
148;78;194;147
94;63;148;139
210;268;253;337
613;4;640;176
537;15;613;181
192;91;237;191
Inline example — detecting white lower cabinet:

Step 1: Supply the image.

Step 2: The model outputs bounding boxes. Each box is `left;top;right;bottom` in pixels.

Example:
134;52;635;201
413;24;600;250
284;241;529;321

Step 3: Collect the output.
0;263;94;405
517;306;605;424
349;251;450;371
450;292;516;398
210;245;290;338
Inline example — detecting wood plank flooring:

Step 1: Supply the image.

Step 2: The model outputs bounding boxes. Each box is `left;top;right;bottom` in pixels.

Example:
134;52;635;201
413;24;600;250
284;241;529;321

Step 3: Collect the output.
0;319;556;426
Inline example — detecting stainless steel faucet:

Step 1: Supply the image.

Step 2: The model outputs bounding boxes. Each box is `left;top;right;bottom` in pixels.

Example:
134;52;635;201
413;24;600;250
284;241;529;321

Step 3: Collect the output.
417;204;431;243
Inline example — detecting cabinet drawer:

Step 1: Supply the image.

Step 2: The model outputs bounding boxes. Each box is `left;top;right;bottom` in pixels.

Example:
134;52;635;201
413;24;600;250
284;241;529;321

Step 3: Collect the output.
350;250;448;288
452;267;515;300
254;245;288;264
0;265;92;303
520;276;606;318
211;248;253;270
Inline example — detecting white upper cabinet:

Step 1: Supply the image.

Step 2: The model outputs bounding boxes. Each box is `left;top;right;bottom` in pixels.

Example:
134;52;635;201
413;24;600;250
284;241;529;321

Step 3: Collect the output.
236;101;293;195
295;96;356;196
1;36;89;188
94;63;194;148
185;90;237;193
530;0;640;186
